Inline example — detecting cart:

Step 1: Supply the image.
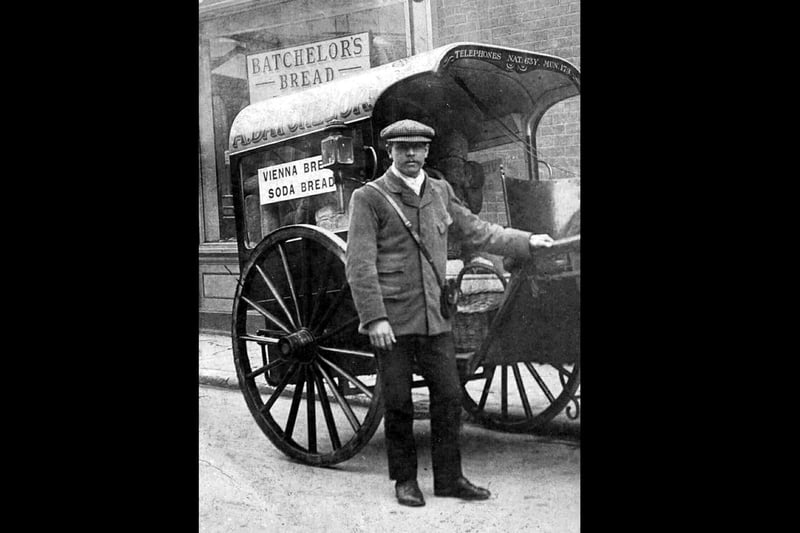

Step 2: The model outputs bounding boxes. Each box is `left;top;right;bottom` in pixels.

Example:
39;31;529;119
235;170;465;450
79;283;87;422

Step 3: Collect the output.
227;42;580;466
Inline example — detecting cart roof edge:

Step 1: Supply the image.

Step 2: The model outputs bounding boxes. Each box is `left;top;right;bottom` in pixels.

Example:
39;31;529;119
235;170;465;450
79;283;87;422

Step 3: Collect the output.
227;42;580;156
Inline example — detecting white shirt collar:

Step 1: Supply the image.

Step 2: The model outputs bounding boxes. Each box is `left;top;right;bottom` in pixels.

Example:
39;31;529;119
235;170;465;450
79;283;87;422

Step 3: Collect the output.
392;163;425;195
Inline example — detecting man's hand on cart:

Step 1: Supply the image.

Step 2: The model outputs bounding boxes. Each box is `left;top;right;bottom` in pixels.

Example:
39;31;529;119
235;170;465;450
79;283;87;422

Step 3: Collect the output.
367;318;396;351
529;233;555;250
502;233;555;272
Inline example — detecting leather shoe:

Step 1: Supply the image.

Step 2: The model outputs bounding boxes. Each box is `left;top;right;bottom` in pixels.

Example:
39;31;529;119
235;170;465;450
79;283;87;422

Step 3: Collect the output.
434;476;491;500
395;479;425;507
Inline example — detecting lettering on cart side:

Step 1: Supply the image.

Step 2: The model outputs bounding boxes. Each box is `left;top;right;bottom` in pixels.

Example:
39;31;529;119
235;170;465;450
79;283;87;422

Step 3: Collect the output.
542;59;573;75
267;184;296;199
264;165;297;181
507;54;539;66
258;155;335;205
300;175;335;193
453;49;503;61
232;101;373;149
447;48;576;79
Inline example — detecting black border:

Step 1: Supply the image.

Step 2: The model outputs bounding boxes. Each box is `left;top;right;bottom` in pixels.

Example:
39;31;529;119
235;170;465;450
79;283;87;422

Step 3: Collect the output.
578;2;715;527
57;5;202;527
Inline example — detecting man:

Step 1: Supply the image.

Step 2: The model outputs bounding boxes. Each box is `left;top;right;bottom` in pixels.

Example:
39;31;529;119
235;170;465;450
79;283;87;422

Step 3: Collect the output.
345;119;554;507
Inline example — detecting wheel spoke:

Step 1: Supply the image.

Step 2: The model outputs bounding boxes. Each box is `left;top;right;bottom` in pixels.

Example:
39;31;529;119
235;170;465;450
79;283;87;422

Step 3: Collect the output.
524;362;556;403
309;290;327;329
277;243;303;327
511;364;533;419
241;295;292;334
317;354;373;398
309;254;334;327
501;365;508;418
317;346;375;359
256;328;286;338
477;366;496;411
314;316;360;344
311;364;341;450
241;334;280;345
246;356;288;380
312;282;350;335
261;362;300;412
284;366;307;440
306;366;317;453
315;360;361;433
554;363;576;389
255;264;297;330
554;364;573;380
300;239;314;325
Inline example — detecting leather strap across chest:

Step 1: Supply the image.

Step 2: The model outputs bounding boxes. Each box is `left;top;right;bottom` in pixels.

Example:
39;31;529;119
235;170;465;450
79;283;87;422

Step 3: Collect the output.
365;181;446;289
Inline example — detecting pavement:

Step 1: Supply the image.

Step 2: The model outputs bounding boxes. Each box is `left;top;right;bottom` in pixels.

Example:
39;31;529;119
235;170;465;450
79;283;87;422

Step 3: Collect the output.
199;330;580;439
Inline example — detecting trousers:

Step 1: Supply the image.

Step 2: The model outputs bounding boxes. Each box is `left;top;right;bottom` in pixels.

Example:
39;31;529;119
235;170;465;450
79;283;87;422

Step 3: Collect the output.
375;332;464;489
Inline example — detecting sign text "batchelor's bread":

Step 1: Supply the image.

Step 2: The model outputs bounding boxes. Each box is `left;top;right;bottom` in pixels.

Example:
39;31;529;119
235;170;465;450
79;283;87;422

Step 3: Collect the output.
247;32;371;102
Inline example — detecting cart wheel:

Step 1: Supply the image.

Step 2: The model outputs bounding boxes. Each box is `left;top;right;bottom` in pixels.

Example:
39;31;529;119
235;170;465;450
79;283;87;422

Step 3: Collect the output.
232;224;383;466
456;262;580;432
462;359;580;432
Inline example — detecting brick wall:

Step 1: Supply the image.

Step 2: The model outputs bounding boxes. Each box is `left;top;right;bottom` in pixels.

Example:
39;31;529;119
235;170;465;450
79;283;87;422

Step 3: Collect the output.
435;0;580;67
535;97;580;179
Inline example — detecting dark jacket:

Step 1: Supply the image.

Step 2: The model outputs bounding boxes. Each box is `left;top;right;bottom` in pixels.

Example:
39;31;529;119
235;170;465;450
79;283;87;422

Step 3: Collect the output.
345;167;533;337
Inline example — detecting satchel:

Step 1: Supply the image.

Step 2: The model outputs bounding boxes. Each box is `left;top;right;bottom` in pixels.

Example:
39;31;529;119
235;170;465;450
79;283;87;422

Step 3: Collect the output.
366;182;460;319
439;277;461;319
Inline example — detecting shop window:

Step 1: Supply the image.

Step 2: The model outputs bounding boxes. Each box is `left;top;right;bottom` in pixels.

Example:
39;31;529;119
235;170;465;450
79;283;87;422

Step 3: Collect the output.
236;123;371;248
200;1;410;243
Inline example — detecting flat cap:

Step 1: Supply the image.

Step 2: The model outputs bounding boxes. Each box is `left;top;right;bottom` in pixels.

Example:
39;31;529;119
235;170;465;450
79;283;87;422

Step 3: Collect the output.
380;119;435;143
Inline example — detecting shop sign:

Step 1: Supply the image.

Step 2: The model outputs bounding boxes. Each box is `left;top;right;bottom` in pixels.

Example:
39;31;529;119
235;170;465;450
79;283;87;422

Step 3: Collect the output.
247;32;371;102
258;156;335;205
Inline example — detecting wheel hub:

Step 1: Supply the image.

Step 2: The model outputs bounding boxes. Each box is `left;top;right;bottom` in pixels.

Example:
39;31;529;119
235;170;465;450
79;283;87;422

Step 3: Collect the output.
277;328;316;361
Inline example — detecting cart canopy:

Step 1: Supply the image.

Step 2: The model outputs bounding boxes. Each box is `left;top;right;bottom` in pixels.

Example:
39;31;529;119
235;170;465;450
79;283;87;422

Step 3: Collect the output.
229;42;579;155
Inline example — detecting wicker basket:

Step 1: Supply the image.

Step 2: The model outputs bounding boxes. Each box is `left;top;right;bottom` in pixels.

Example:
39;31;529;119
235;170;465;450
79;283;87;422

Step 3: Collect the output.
453;291;503;352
